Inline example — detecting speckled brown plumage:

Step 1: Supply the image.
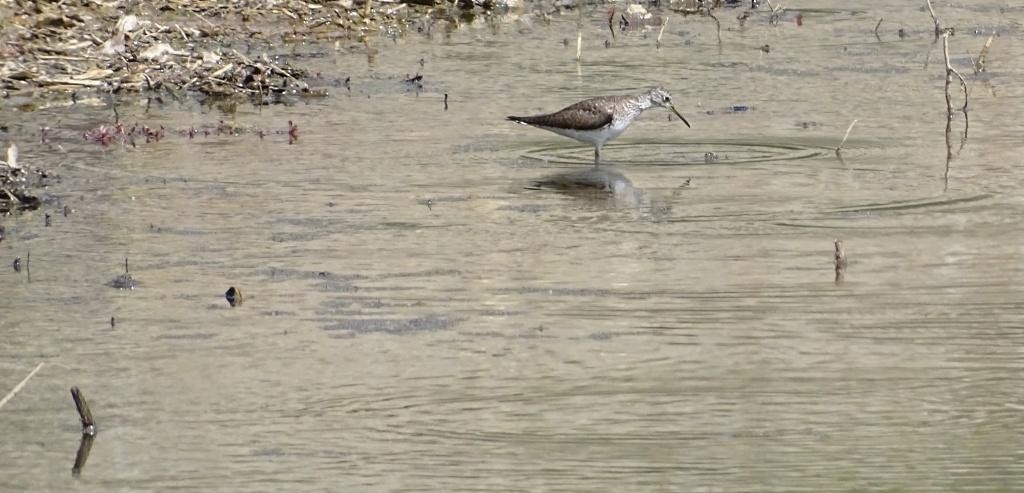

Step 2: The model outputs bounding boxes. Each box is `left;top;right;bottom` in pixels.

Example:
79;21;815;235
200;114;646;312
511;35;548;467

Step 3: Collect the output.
507;98;618;130
507;87;689;167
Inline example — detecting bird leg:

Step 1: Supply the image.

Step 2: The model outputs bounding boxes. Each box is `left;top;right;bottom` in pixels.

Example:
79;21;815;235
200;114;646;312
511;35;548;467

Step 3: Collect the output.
593;146;601;167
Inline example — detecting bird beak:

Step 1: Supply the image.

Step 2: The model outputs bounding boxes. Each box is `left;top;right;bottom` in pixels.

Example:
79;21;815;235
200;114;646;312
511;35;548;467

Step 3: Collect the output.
668;104;691;128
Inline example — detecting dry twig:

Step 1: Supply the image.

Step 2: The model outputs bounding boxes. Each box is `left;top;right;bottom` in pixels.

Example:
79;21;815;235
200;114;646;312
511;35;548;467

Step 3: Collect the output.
834;240;847;283
836;119;858;154
706;8;721;46
656;17;668;49
925;0;942;38
972;33;995;74
941;31;969;121
576;1;583;61
765;0;783;24
0;362;45;411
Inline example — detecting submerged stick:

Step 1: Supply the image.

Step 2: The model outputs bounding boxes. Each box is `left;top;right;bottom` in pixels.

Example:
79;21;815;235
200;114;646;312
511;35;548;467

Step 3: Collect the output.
765;0;783;24
834;240;847;268
70;386;96;435
72;433;95;477
576;29;582;61
607;8;615;40
656;17;668;49
834;239;847;283
925;0;941;38
836;119;858;153
941;32;969;118
940;29;969;186
576;0;583;61
973;33;994;73
0;362;45;411
707;9;721;46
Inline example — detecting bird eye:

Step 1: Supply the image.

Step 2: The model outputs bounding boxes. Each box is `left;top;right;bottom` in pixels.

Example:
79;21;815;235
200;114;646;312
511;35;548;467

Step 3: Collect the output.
664;96;671;103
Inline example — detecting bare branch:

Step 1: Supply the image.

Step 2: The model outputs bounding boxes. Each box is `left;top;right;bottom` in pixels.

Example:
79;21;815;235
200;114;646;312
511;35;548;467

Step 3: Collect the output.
974;33;995;73
925;0;941;37
836;119;858;153
0;362;45;411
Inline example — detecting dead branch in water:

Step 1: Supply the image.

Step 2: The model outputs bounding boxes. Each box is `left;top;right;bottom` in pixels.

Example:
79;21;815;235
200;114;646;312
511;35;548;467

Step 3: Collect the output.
765;0;783;24
71;386;96;436
70;386;97;477
925;0;968;190
607;8;616;40
921;0;945;69
706;8;722;46
834;239;847;284
939;34;967;187
941;30;968;190
575;0;583;62
0;362;45;411
836;119;858;154
656;17;668;49
72;432;95;477
941;31;969;130
972;33;995;74
925;0;942;38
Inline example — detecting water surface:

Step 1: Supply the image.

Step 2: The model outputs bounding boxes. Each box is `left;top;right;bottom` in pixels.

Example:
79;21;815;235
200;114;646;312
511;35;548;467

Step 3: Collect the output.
1;0;1023;490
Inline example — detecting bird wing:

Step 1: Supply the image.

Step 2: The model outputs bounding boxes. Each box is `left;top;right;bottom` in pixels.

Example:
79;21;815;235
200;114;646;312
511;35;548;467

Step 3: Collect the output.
507;98;613;131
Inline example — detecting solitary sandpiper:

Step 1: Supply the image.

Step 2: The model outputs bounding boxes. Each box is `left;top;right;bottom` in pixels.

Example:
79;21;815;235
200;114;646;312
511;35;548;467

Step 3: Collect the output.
507;87;690;167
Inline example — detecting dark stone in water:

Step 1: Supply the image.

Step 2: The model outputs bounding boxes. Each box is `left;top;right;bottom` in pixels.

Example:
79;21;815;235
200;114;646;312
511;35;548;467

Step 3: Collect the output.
225;286;243;307
108;258;137;290
108;273;136;290
12;257;20;272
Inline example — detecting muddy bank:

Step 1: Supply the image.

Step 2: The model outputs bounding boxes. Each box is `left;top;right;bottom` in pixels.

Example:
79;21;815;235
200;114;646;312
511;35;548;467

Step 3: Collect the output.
0;0;522;217
0;0;726;104
0;0;735;220
0;0;529;104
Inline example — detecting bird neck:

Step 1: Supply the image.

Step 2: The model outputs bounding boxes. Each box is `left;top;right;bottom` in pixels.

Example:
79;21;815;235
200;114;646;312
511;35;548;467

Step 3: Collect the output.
617;94;652;123
632;93;654;111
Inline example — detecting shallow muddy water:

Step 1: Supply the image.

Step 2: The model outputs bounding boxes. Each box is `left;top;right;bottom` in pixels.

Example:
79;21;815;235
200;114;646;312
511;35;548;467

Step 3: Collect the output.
2;0;1023;490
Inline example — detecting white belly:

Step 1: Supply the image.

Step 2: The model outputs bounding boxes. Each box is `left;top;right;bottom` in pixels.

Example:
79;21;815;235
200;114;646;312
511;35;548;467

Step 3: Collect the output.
541;118;633;147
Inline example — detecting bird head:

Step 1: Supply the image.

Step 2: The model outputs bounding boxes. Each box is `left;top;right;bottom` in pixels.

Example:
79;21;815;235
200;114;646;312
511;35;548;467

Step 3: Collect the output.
648;87;690;128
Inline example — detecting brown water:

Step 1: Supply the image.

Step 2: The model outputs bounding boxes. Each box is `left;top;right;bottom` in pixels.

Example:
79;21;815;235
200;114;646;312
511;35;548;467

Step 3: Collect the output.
2;1;1023;490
